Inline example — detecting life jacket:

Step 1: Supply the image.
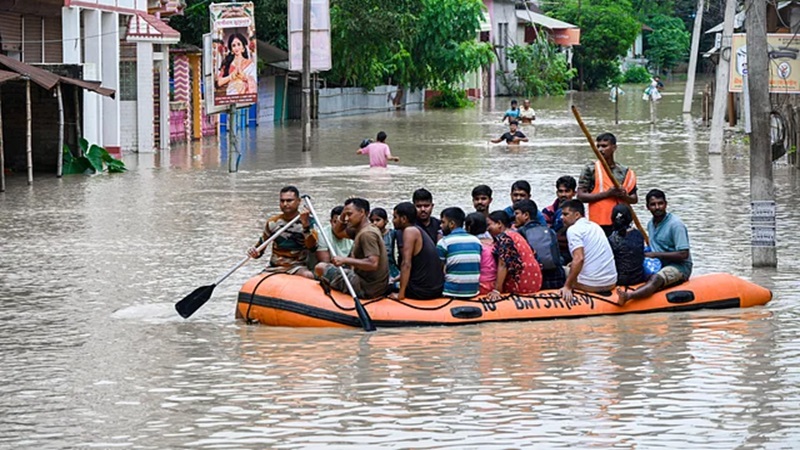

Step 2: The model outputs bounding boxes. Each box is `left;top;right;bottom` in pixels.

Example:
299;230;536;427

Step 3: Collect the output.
589;161;636;226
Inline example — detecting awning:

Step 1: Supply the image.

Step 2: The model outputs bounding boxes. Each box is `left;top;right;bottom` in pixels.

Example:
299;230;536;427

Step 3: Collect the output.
0;69;21;84
0;53;115;97
705;0;796;34
516;10;578;30
257;40;289;64
126;12;181;44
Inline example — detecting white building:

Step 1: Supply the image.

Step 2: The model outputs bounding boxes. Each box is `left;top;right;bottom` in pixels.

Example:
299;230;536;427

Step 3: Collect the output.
0;0;181;153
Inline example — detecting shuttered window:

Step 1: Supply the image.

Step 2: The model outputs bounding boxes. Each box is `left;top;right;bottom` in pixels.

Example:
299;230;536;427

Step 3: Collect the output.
0;12;22;52
43;15;62;63
23;16;43;63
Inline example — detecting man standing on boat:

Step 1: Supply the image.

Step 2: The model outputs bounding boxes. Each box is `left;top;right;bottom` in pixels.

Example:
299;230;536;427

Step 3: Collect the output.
247;186;317;279
560;199;617;302
315;198;389;299
388;202;443;300
616;189;692;306
356;131;400;168
576;132;638;236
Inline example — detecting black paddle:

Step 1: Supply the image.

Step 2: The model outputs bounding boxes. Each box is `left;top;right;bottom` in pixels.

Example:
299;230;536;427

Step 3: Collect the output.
175;214;302;319
302;195;377;332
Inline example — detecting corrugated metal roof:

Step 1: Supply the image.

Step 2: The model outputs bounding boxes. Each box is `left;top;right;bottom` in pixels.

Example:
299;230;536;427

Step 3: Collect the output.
0;69;21;84
515;10;578;30
0;54;114;97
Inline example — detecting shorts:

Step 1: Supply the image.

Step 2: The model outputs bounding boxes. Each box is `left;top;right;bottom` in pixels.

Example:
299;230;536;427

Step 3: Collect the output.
321;265;365;298
654;265;688;288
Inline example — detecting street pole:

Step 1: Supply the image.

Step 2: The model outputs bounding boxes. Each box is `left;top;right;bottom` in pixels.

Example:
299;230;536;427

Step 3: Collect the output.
708;0;736;154
683;0;704;114
746;0;777;267
301;0;311;152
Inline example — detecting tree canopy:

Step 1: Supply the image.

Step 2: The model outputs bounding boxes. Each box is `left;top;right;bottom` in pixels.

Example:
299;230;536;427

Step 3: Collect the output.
545;0;640;90
644;14;691;73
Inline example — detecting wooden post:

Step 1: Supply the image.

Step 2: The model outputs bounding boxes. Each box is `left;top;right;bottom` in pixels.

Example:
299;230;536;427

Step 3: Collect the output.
727;92;737;126
614;85;619;125
227;104;238;173
282;75;289;124
708;0;736;154
26;79;32;185
57;84;64;177
189;53;202;140
746;0;777;267
301;0;311;152
0;89;4;192
73;87;82;155
683;0;704;114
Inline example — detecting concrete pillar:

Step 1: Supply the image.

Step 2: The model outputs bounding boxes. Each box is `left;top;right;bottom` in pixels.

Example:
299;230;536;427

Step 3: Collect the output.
101;12;120;151
62;7;81;64
136;42;155;152
83;9;102;146
158;46;171;150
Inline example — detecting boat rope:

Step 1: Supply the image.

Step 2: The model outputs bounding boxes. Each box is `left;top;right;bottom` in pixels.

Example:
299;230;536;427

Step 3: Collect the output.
244;272;281;324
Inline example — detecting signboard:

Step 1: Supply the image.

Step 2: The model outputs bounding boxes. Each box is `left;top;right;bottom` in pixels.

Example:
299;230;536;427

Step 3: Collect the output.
729;33;800;94
209;2;258;106
288;0;332;72
751;200;776;248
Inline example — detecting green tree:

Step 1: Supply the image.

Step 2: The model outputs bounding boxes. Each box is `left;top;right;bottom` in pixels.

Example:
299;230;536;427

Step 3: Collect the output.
170;0;287;49
545;0;640;90
504;38;576;97
644;14;690;73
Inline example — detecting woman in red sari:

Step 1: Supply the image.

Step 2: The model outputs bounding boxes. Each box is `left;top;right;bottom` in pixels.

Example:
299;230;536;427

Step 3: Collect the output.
486;210;543;300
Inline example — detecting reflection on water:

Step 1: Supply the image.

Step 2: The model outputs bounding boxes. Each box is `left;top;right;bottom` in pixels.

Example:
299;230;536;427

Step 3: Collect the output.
1;83;799;448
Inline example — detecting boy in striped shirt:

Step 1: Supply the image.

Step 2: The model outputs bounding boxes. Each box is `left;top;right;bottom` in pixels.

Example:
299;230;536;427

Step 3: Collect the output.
437;207;482;298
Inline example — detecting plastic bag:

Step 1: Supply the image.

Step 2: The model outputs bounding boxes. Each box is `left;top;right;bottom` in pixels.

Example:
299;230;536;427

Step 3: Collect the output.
643;246;662;277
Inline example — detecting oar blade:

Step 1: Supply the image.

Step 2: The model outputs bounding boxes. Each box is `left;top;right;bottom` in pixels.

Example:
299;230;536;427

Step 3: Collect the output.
175;284;217;319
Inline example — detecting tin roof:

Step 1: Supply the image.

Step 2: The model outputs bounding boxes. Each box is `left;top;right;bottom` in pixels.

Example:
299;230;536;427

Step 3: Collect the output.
126;12;181;44
0;54;114;97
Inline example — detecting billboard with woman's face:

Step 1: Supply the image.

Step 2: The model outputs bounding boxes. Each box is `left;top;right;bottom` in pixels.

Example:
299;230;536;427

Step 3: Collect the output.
210;2;257;106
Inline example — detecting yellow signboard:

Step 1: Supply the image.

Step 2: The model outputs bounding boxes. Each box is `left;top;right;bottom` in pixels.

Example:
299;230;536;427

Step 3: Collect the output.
729;33;800;94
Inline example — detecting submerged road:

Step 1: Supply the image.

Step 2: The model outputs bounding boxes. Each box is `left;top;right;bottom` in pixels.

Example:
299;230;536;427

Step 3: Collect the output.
1;83;799;448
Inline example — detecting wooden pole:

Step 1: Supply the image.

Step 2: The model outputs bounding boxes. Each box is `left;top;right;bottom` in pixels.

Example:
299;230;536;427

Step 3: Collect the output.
282;74;289;124
683;0;704;114
708;0;736;154
189;54;202;140
614;85;619;125
73;87;82;155
0;89;4;192
57;84;64;178
746;0;777;267
227;104;238;172
26;79;32;185
301;0;311;152
571;105;649;245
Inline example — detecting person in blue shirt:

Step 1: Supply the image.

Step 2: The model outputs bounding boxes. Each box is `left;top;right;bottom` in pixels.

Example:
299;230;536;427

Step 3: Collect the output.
617;189;692;306
501;99;520;123
437;207;482;298
502;180;546;226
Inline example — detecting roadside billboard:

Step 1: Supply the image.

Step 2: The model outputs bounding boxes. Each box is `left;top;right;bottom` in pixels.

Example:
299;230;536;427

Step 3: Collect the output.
288;0;332;72
210;2;258;106
729;33;800;94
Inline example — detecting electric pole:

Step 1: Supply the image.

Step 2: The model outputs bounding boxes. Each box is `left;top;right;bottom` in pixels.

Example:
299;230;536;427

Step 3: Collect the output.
708;0;736;154
746;0;777;267
683;0;704;113
301;0;311;152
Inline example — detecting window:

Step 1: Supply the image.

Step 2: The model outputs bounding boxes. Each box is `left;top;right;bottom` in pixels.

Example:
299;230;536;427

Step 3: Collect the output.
119;60;137;101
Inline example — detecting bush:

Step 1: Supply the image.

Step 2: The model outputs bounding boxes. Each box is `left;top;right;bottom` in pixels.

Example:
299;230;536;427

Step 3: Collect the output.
504;40;576;97
622;66;652;84
427;87;473;109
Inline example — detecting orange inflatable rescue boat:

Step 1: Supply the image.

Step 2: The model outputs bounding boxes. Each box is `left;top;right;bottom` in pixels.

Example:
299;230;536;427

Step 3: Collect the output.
236;273;772;328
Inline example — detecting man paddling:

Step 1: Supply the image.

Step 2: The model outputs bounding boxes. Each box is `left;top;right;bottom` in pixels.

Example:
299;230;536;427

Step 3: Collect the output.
315;197;389;299
247;186;317;279
576;132;638;236
616;189;692;306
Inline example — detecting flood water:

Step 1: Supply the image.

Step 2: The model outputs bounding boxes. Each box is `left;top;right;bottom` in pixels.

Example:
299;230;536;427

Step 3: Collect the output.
2;84;800;448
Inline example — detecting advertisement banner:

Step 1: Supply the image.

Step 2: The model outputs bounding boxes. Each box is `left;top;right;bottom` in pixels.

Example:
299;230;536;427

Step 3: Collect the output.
210;2;258;106
729;33;800;94
288;0;332;72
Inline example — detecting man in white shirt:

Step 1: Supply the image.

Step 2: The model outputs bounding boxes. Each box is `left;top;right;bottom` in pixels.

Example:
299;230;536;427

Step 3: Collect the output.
560;199;617;301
